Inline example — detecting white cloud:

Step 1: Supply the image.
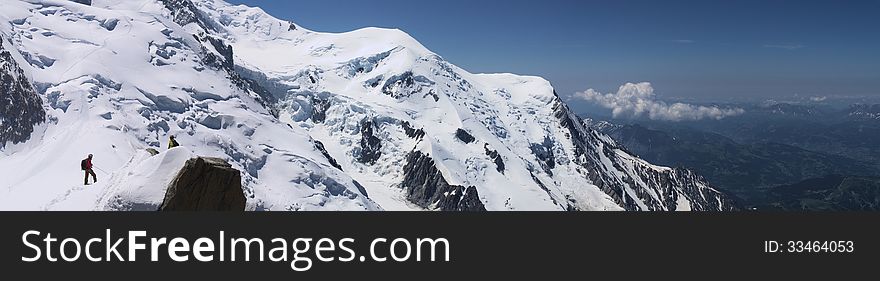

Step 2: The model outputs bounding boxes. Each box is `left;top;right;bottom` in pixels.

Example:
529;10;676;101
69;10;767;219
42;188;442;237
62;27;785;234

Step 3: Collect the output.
572;82;745;121
763;44;804;50
810;96;828;102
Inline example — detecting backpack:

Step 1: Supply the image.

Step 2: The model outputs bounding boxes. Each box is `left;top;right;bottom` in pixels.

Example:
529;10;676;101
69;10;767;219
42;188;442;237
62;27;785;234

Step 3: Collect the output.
81;159;88;171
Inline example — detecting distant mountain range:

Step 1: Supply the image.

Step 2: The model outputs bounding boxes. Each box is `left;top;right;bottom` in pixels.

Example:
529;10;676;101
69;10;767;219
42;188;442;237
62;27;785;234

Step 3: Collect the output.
582;101;880;210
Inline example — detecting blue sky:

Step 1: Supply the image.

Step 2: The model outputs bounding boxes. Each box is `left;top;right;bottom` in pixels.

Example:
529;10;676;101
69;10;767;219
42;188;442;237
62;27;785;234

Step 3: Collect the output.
228;0;879;102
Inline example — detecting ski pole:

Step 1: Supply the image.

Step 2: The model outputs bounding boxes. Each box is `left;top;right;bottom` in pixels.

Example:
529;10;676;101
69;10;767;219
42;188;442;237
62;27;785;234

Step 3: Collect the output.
93;166;109;175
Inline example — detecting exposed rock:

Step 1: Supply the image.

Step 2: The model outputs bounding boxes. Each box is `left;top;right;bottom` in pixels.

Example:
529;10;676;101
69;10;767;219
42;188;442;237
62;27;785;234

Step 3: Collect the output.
351;180;369;198
358;119;382;164
402;151;486;211
161;0;217;32
146;148;159;156
455;128;475;144
310;95;331;123
159;157;245;211
1;35;46;148
484;144;505;173
381;71;434;99
401;121;425;139
315;140;343;171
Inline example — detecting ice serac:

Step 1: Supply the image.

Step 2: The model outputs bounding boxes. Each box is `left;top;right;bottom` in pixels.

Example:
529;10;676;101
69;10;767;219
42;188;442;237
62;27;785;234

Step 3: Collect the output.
190;0;738;211
0;34;46;148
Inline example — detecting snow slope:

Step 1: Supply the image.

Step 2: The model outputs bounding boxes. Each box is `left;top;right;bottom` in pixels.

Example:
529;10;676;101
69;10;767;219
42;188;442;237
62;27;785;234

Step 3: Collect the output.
0;0;736;211
0;0;378;211
189;0;736;210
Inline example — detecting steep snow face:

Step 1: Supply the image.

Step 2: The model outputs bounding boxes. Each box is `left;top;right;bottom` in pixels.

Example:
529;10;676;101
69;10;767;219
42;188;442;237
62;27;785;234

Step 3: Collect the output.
188;0;737;210
0;0;378;211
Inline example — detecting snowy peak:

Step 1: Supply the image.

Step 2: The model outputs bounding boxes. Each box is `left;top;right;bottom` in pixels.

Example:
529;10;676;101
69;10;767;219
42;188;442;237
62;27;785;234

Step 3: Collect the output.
0;0;737;211
178;0;736;211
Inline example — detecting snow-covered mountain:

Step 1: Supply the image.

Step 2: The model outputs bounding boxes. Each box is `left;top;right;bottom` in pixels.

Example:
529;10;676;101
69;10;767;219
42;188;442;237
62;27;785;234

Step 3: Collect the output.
0;0;378;211
0;0;737;211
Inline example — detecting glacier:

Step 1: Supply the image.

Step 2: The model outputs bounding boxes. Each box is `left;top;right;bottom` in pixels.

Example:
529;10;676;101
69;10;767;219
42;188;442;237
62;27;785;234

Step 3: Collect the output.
0;0;737;211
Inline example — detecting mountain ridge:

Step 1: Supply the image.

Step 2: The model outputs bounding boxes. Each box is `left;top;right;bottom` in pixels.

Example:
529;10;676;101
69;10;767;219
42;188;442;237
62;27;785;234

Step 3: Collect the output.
0;0;736;211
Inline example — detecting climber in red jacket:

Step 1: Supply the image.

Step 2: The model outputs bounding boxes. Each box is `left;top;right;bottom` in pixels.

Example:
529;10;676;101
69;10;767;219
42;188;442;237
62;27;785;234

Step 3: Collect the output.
81;154;97;185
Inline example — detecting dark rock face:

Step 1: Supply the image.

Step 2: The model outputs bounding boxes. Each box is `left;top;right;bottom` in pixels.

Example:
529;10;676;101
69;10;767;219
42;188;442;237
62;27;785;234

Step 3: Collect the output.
484;144;505;173
401;121;425;139
159;157;246;211
310;95;331;123
161;0;216;32
203;35;234;70
455;128;475;144
70;0;92;5
402;151;486;211
315;140;343;171
358;119;382;164
382;71;416;98
381;71;434;99
351;180;369;198
1;36;46;148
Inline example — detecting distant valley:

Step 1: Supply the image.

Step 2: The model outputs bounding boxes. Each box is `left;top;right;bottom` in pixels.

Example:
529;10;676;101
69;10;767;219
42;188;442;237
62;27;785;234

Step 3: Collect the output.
582;101;880;210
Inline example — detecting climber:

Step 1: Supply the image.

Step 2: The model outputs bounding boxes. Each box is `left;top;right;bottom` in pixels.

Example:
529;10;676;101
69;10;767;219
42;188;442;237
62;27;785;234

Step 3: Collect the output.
168;135;180;149
81;154;97;185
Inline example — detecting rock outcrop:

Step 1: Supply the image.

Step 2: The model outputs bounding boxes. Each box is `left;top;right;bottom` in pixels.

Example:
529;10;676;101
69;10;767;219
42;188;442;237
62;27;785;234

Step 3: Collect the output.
1;35;46;148
159;157;246;211
402;151;486;211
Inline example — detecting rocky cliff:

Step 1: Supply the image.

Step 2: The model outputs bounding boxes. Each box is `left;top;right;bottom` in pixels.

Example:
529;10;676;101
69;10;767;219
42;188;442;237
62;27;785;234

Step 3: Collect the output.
159;157;246;211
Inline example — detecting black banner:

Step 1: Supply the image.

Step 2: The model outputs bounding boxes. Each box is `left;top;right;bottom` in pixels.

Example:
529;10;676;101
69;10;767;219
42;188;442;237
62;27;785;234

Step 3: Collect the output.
0;212;875;279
